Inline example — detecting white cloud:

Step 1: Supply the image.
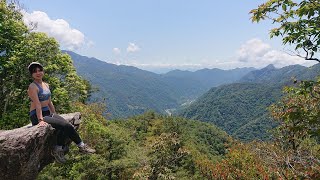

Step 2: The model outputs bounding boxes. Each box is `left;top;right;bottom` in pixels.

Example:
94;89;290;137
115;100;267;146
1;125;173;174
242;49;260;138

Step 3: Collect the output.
234;38;315;68
113;48;121;55
112;38;318;72
237;38;271;62
127;43;140;53
124;38;316;71
86;40;95;48
22;11;88;50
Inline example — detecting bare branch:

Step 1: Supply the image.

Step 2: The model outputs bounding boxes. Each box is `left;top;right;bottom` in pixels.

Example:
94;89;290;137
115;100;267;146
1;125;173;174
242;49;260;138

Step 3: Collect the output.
305;57;320;62
282;48;304;58
281;48;320;62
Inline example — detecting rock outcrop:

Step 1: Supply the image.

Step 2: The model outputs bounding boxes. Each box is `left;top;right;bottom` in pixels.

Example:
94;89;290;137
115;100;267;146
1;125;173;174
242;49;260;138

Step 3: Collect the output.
0;112;81;180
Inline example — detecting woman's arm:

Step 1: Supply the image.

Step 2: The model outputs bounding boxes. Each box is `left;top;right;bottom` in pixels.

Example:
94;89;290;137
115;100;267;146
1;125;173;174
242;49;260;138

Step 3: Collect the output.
46;83;56;114
28;84;44;122
48;97;56;114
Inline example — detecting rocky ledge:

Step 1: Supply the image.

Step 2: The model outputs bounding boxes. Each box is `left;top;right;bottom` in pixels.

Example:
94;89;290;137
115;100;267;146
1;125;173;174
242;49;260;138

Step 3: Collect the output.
0;112;81;180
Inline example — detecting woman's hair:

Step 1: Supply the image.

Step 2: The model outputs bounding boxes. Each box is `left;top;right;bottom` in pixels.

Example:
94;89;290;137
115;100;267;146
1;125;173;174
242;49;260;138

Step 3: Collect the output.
28;64;44;75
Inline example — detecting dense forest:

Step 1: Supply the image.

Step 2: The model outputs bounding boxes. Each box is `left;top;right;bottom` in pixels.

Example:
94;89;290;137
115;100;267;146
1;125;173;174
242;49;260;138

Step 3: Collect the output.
180;83;283;141
39;107;231;179
1;0;319;179
180;63;320;141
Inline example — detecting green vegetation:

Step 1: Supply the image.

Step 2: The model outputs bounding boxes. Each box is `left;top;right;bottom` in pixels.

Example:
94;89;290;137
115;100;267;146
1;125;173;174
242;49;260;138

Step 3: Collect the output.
0;1;89;129
38;105;230;179
68;50;253;119
271;80;320;150
37;104;319;179
68;50;179;118
250;0;320;62
179;63;320;141
179;83;283;141
1;0;320;179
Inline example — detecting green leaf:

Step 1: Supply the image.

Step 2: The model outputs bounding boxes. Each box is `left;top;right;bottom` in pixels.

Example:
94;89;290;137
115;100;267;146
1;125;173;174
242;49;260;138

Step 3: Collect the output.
282;4;287;11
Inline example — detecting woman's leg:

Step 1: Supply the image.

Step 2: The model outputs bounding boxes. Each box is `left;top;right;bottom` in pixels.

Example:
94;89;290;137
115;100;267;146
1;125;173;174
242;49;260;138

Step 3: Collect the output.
44;114;82;145
43;112;95;154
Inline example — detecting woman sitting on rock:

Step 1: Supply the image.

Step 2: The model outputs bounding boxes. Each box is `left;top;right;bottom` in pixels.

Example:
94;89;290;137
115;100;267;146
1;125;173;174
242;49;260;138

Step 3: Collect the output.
27;62;95;163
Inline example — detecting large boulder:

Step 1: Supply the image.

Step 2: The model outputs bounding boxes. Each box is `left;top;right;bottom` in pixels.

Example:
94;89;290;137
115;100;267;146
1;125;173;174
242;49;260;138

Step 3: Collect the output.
0;112;81;180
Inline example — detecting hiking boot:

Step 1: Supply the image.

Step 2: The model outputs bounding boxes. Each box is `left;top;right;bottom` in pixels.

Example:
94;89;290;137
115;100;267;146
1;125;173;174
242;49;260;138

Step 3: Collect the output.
63;145;70;154
79;144;96;154
52;146;67;163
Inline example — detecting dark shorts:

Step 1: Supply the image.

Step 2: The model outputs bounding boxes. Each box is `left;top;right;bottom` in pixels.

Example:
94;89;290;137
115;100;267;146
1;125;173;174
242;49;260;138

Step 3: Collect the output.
30;106;51;126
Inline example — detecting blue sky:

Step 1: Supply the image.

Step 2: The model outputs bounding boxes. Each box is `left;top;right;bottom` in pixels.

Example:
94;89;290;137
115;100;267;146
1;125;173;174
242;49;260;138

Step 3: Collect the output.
19;0;316;73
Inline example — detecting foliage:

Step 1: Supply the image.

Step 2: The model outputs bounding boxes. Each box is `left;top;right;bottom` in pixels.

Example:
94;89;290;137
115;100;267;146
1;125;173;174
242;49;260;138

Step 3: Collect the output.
198;142;275;179
37;86;320;179
0;1;89;129
270;79;320;150
134;132;193;180
38;106;230;179
37;105;320;179
250;0;320;62
249;1;320;177
3;0;319;179
200;141;320;179
180;63;320;141
180;83;283;141
254;139;320;179
38;103;135;180
0;0;29;128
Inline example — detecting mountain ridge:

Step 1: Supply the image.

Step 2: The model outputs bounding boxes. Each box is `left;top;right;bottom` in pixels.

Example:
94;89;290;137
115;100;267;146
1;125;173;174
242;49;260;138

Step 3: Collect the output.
180;63;320;141
64;50;254;118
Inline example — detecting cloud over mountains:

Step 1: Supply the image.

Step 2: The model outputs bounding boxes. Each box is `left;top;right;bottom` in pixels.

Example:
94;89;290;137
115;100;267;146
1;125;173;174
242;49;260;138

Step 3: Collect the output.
235;38;315;68
21;10;316;71
22;11;89;50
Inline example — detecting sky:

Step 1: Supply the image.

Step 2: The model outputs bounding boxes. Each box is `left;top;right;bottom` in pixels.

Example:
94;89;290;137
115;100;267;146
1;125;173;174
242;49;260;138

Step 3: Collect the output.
19;0;317;73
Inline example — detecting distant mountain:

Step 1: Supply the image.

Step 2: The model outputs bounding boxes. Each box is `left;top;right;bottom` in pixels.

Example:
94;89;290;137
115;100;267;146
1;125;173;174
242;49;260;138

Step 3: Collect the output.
179;83;282;141
239;63;320;84
180;63;320;141
165;67;255;88
162;67;255;99
64;50;254;118
66;50;179;118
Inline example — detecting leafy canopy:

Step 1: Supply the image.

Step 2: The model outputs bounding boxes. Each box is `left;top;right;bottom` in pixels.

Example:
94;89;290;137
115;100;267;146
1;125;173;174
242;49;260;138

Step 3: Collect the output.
270;80;320;149
250;0;320;62
0;0;89;129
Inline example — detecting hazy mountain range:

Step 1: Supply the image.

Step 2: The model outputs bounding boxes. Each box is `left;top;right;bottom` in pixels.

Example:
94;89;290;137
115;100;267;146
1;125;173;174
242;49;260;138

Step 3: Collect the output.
64;50;253;118
65;50;319;141
239;64;320;84
180;63;320;140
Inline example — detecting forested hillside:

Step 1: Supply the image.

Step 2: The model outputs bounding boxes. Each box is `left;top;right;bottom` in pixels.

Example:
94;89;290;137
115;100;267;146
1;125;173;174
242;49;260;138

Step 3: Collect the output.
66;50;253;118
180;63;320;141
1;0;319;179
38;107;231;179
239;63;320;84
0;2;233;179
66;51;179;118
38;104;320;179
180;83;283;141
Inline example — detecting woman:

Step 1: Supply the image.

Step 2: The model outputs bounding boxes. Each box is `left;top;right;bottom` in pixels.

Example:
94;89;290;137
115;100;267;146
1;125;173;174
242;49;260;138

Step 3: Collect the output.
27;62;95;163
